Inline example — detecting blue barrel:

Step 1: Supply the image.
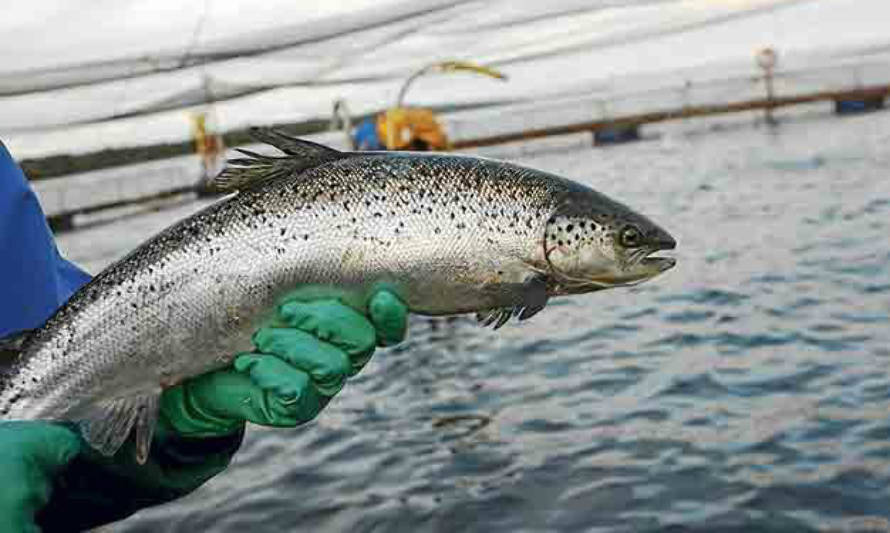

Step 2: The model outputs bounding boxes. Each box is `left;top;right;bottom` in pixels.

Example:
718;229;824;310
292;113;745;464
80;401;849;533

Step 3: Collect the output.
835;97;885;115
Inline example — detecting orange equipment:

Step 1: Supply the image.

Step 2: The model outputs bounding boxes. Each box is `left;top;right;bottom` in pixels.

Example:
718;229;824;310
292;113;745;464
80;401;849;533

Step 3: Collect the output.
190;111;226;183
378;107;449;151
338;60;508;152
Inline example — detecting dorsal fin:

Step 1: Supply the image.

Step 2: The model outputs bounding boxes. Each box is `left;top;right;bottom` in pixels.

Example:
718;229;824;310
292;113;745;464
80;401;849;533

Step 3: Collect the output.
206;128;345;193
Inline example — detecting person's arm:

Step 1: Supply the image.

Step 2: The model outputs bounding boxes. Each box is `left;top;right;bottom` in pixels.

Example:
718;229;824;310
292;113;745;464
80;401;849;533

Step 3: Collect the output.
0;141;90;339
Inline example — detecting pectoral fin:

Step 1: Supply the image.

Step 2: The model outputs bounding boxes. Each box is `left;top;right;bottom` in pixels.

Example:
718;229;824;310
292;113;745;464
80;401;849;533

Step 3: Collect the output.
516;274;549;320
475;274;550;330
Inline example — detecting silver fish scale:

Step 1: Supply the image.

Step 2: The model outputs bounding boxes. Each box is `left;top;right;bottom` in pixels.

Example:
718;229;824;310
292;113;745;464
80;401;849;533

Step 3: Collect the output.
1;153;574;422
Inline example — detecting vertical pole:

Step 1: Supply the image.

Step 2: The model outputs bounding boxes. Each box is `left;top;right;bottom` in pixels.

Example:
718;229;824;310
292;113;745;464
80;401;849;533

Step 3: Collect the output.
682;80;691;114
756;48;778;127
764;64;776;126
593;99;608;146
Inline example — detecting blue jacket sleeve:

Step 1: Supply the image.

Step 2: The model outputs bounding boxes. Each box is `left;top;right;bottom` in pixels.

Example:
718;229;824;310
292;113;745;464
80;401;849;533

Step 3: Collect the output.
0;141;90;337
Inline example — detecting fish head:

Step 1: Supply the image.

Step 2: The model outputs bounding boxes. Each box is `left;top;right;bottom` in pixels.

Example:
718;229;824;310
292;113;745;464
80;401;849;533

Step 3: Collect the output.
541;191;676;294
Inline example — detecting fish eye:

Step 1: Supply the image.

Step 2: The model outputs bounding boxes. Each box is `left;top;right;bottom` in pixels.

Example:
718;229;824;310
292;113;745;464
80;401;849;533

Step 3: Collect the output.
619;226;642;248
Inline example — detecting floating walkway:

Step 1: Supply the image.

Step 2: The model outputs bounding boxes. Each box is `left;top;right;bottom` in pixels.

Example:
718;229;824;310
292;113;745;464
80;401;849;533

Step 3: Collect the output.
451;84;890;149
33;154;203;231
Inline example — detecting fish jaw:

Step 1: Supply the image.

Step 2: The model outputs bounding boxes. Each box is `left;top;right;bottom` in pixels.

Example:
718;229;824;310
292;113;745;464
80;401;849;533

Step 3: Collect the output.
610;253;677;286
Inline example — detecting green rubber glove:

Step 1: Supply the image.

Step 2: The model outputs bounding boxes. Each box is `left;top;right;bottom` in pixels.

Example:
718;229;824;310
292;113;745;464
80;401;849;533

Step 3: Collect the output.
0;421;81;533
159;290;408;437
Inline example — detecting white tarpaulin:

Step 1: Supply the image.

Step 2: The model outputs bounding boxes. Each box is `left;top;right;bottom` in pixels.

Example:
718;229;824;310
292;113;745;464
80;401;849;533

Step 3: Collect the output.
2;0;889;158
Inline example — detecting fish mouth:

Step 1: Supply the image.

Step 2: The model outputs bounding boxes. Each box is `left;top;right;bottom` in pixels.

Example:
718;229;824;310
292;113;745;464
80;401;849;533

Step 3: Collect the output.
617;243;676;285
640;255;677;272
631;237;677;273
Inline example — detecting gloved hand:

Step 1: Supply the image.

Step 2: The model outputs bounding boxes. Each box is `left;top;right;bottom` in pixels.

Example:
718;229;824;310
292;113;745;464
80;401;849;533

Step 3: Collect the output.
2;290;408;533
160;290;408;436
0;421;81;533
